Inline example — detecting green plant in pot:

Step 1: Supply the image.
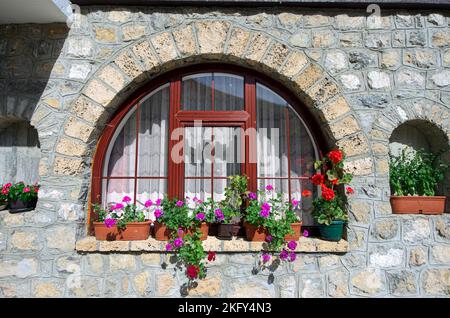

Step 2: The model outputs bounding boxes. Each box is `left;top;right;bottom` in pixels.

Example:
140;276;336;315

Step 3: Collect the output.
215;175;249;240
6;182;39;213
311;149;354;241
389;148;449;214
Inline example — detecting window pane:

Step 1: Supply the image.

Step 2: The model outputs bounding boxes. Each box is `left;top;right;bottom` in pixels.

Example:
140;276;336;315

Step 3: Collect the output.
289;108;316;178
214;73;244;111
103;179;134;206
107;109;137;177
184;126;212;177
290;179;315;225
213;178;230;201
257;179;289;201
181;73;212;110
185;179;212;202
138;85;170;177
213;127;242;177
136;179;167;218
256;83;288;178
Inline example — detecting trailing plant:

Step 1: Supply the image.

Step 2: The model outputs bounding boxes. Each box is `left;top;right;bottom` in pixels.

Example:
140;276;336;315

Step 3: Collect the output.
311;148;354;226
92;196;147;230
158;197;193;230
245;185;301;264
4;182;39;203
389;148;449;196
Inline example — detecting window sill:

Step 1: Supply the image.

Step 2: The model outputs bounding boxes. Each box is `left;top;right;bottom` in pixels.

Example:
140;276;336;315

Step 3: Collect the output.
75;236;348;253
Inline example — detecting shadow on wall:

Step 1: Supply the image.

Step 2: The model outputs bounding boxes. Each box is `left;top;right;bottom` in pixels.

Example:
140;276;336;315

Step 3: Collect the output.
389;119;450;212
0;23;68;184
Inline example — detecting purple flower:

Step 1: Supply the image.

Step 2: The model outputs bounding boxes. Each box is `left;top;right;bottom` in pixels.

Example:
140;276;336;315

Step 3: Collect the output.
122;196;132;203
261;202;270;211
104;218;116;228
144;199;153;208
195;213;205;221
259;209;269;218
154;209;163;219
262;253;271;263
287;240;297;250
303;230;309;237
248;192;257;200
155;198;162;205
265;235;273;243
165;243;173;251
215;209;224;221
266;184;274;191
291;199;299;207
114;203;124;210
174;237;183;248
289;252;296;262
176;200;184;207
280;249;289;260
193;196;199;202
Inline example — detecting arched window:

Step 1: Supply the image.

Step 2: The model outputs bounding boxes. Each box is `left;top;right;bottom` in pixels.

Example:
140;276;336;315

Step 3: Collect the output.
91;65;323;226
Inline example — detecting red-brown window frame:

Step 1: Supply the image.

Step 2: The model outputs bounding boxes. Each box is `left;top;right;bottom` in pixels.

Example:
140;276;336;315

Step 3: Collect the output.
89;64;327;233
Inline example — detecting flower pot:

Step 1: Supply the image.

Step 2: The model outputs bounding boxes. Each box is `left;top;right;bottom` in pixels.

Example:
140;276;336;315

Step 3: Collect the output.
153;221;172;241
187;222;209;241
244;221;269;241
285;222;302;241
153;222;209;241
8;198;37;213
94;221;151;241
318;220;345;242
391;196;446;215
217;223;234;240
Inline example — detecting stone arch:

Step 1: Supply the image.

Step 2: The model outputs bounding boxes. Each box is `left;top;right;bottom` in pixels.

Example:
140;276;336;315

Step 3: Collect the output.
32;21;375;214
369;97;450;212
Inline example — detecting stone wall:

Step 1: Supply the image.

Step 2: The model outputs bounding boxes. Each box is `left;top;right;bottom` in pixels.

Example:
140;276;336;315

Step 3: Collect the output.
0;6;450;297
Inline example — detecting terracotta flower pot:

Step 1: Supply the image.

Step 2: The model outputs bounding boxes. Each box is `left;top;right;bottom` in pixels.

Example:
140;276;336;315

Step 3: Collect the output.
244;221;269;241
94;221;151;241
153;222;209;241
285;222;302;241
153;221;172;241
391;196;446;215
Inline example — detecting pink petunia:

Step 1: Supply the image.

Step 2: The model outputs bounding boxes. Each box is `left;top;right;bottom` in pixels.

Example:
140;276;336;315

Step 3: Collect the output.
122;196;132;203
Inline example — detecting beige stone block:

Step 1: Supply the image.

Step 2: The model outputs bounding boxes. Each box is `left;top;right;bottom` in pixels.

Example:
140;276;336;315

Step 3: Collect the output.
109;254;136;272
131;40;160;72
344;157;373;176
53;156;84;176
321;97;351;121
308;78;340;105
294;63;324;91
72;96;104;124
280;51;308;77
75;237;98;252
114;51;143;81
98;64;126;92
329;115;361;139
263;41;290;70
337;134;369;157
64;117;94;142
56;138;87;157
133;271;151;296
33;282;63;298
150;32;178;63
84;79;116;107
189;274;222;297
11;231;39;250
245;33;271;62
95;27;116;42
99;241;130;252
173;25;197;57
122;24;146;41
226;27;251;57
156;273;176;296
196;21;230;54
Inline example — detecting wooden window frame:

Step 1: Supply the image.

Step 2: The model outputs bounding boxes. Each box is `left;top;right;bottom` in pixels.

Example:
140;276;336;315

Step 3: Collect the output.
89;64;327;233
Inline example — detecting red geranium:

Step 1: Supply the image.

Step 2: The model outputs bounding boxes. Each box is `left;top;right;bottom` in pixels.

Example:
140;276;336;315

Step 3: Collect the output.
186;265;200;279
311;173;325;186
321;185;335;201
330;178;339;185
302;190;312;197
208;251;216;262
328;150;343;164
346;187;354;194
